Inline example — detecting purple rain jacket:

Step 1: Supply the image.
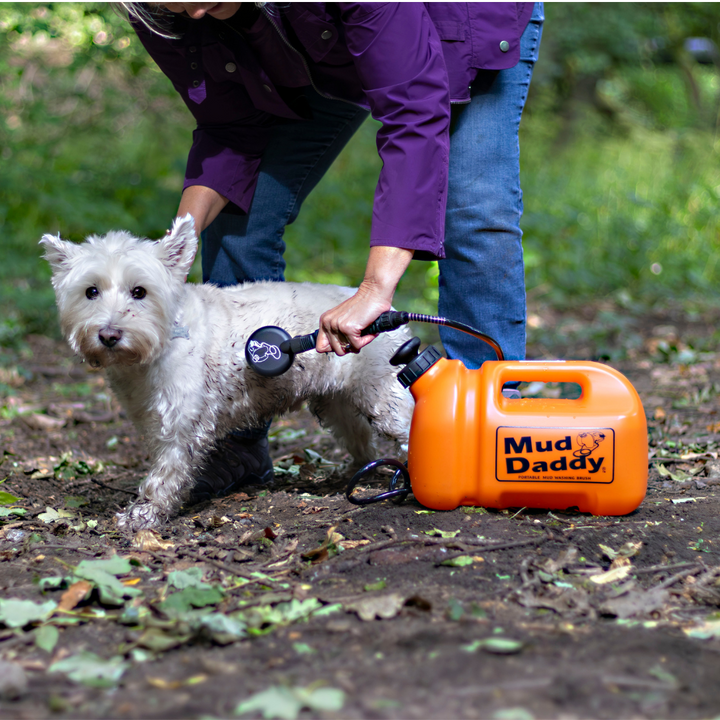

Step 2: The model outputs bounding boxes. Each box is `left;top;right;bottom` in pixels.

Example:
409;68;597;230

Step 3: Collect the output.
134;3;534;260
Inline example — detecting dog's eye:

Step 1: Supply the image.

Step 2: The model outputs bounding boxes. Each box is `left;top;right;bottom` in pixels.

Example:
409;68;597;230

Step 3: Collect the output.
131;287;147;300
85;287;99;300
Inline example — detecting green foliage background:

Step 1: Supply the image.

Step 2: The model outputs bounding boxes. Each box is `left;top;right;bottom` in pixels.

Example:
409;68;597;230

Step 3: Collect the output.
1;3;720;344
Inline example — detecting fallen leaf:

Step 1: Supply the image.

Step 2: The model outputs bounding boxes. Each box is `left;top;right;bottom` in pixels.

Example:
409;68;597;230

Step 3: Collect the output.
684;620;720;640
34;625;59;654
337;539;369;551
38;507;75;524
600;587;669;619
132;529;174;551
364;579;387;592
58;581;93;612
167;567;208;590
462;637;524;655
147;674;207;689
0;490;21;505
236;685;345;720
599;542;642;561
0;599;57;628
346;593;405;621
20;414;66;431
49;652;128;687
589;565;633;585
441;555;474;567
136;627;191;653
424;528;460;538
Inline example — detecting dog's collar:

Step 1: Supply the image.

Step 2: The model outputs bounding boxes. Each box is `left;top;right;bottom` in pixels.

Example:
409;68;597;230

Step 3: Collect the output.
171;323;190;340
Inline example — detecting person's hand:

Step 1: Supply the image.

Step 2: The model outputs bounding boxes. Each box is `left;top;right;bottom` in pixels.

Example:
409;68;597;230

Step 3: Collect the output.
317;284;391;355
316;246;413;356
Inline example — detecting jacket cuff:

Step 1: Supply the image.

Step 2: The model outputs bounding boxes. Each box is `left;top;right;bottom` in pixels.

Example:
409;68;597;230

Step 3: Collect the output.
184;129;263;213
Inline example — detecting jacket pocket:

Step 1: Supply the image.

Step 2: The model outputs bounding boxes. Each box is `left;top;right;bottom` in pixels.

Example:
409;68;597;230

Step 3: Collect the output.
433;21;466;42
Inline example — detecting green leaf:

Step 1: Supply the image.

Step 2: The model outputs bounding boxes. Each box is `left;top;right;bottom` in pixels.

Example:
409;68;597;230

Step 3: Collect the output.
237;598;323;631
35;625;59;653
118;604;150;626
199;613;246;644
235;686;345;720
159;586;225;615
292;643;315;655
424;528;460;538
73;557;140;605
136;627;191;653
311;603;342;618
0;598;57;628
64;496;88;508
236;687;302;720
76;556;133;576
49;651;128;687
462;637;524;655
0;490;20;505
38;576;70;591
167;567;209;590
0;507;26;517
447;599;464;622
364;579;387;592
441;555;474;567
38;507;76;523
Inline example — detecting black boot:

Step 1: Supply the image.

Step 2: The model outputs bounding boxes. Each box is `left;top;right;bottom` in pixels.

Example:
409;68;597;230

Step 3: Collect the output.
188;435;274;504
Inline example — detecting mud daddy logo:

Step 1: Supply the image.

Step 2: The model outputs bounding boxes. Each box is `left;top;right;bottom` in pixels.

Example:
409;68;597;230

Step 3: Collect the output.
495;427;615;484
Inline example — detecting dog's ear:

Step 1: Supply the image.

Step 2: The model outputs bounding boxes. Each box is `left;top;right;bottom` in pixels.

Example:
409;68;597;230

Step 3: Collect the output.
40;234;81;274
157;214;198;278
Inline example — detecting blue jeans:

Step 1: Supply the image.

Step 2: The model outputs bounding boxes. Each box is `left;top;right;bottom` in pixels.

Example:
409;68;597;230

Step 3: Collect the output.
203;4;544;371
202;93;369;285
439;2;543;367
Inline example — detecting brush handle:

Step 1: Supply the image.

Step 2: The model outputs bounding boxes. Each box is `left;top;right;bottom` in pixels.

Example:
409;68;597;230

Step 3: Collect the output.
279;311;410;355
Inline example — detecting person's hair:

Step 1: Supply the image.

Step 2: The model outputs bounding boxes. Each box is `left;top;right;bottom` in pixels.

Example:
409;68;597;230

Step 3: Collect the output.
113;2;273;38
113;3;181;39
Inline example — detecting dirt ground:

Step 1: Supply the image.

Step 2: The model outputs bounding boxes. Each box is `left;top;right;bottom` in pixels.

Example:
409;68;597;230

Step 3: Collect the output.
2;300;720;720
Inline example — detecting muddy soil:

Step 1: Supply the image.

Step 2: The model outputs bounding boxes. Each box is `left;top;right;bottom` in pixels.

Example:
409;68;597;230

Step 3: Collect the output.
2;301;720;720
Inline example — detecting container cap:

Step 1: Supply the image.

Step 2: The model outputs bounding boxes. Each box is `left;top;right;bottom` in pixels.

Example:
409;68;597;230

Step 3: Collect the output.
397;345;442;388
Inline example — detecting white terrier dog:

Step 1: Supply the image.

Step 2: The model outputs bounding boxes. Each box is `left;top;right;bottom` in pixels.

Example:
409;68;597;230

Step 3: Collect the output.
41;215;414;530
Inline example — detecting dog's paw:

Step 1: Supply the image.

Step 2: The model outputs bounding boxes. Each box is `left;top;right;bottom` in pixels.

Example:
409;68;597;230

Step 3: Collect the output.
116;502;166;531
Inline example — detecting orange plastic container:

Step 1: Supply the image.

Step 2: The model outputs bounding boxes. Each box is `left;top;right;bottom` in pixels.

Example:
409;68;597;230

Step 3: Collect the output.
407;359;648;516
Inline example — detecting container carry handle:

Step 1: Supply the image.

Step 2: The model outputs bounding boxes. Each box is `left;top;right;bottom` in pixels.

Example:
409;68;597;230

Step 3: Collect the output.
345;459;411;505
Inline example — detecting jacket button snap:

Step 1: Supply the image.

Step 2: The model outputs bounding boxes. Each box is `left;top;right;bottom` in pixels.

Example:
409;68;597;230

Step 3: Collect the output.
189;46;197;53
192;80;200;87
190;62;198;70
321;30;333;40
225;62;237;73
499;40;510;52
263;84;272;93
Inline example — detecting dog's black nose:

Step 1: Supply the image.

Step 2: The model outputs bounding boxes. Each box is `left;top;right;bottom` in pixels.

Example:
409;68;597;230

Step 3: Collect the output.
99;328;122;348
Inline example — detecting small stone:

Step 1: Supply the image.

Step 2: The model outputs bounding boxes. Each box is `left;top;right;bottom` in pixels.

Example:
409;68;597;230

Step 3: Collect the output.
0;661;28;700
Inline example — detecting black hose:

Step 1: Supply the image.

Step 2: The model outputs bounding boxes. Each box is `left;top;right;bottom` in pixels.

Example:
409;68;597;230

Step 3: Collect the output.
404;312;504;361
278;310;504;361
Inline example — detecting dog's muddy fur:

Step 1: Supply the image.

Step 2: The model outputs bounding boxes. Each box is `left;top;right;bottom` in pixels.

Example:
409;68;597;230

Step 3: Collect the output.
41;216;413;530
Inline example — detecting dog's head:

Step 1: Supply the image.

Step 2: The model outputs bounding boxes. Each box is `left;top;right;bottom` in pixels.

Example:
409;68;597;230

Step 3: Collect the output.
40;215;197;368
